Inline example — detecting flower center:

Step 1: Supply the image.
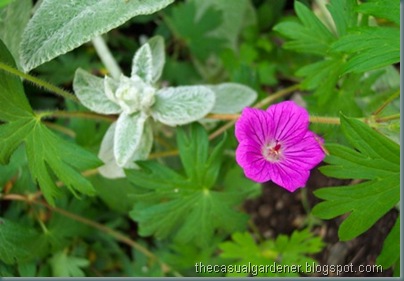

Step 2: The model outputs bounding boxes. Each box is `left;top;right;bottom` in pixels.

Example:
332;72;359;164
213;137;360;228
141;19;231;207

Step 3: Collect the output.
114;75;156;115
262;140;283;162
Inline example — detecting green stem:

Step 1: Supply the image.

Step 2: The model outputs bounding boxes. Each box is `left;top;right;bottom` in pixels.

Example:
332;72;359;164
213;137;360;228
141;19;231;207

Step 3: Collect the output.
309;116;341;125
92;36;122;79
254;84;300;109
0;61;78;102
373;89;400;116
375;113;400;123
43;121;76;138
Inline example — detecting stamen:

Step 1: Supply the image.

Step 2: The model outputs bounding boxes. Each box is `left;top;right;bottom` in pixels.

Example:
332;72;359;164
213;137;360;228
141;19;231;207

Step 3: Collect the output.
262;141;283;162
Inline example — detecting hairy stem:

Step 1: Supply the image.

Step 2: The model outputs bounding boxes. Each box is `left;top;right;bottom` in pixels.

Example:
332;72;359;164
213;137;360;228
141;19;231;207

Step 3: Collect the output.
2;194;181;277
43;121;76;138
92;36;122;79
149;149;179;159
254;84;300;109
309;116;341;125
208;120;236;140
0;62;78;102
375;113;400;123
373;89;400;116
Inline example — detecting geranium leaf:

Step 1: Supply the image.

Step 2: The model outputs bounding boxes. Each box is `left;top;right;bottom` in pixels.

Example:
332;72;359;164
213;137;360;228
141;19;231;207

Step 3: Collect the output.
176;123;209;185
326;0;357;37
219;229;323;277
20;0;175;71
127;124;249;246
50;251;89;277
168;1;226;60
177;123;227;188
313;115;400;240
0;40;101;205
356;0;399;25
0;218;41;264
332;27;399;74
273;1;335;56
376;217;400;269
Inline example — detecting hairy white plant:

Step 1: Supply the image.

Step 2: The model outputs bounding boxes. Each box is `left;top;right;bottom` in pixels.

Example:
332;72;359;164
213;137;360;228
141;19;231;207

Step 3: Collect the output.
19;0;175;72
74;36;257;178
74;36;217;178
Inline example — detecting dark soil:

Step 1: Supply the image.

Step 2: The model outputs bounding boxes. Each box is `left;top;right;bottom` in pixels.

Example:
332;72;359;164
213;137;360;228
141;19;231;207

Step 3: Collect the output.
244;165;398;277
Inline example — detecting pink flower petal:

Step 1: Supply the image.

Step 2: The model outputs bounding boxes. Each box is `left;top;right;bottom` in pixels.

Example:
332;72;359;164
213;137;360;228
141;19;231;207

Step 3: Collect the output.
266;101;308;146
234;101;326;192
236;140;272;183
271;162;310;192
283;131;325;170
235;107;274;145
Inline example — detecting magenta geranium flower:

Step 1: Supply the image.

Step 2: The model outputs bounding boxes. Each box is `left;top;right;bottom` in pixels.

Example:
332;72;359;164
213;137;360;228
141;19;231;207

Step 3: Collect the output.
235;101;325;192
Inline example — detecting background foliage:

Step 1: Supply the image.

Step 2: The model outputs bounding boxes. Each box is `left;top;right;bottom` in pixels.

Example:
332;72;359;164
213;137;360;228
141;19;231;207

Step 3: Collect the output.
0;0;400;277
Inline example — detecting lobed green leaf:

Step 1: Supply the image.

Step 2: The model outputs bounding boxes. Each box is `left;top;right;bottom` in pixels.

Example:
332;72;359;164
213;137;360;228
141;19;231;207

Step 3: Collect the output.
168;1;226;60
273;1;335;56
219;229;323;277
0;41;101;205
313;115;400;240
0;218;42;264
128;124;248;246
326;0;358;37
332;27;399;74
176;123;209;187
356;0;399;25
376;217;400;269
